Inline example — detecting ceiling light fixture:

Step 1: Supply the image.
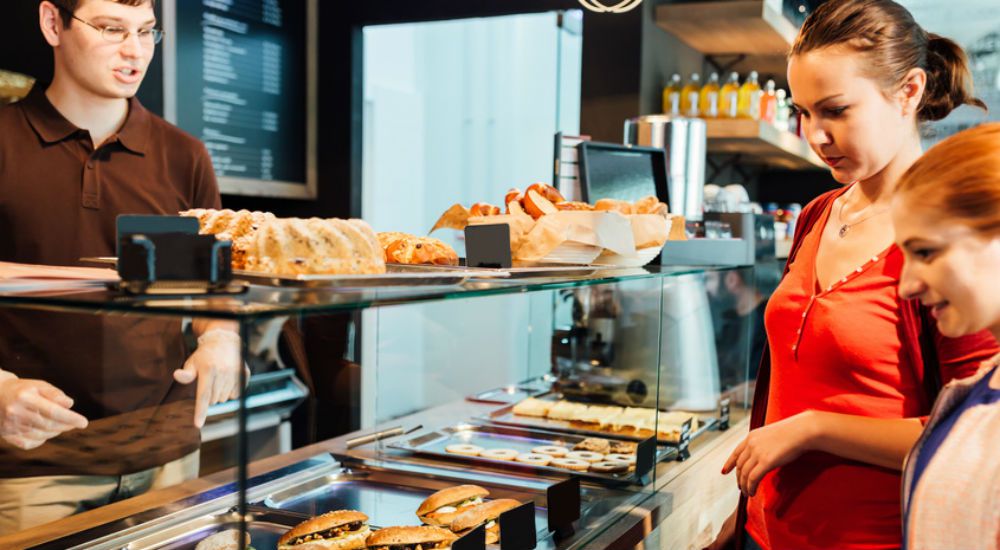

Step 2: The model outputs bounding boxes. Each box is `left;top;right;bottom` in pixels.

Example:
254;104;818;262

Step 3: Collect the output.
578;0;644;14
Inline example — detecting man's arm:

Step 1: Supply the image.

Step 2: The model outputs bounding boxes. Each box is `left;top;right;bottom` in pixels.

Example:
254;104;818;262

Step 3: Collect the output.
175;320;244;427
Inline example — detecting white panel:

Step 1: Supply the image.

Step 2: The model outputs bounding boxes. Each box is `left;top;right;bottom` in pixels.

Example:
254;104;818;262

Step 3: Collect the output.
361;13;583;424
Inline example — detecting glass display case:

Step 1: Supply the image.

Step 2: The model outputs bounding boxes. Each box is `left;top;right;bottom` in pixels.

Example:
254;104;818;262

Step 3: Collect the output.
0;264;754;550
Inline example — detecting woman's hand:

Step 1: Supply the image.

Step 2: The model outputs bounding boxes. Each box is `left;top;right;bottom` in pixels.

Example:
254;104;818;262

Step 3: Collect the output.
722;410;819;496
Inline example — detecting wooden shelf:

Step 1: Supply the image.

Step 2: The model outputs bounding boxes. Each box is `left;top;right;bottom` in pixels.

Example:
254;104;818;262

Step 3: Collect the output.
656;1;798;56
705;118;825;170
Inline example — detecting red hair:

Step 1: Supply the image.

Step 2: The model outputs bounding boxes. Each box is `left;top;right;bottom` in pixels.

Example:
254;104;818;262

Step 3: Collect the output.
896;123;1000;236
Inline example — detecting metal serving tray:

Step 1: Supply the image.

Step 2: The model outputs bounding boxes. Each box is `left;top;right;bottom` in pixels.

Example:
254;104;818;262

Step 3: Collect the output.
80;258;495;288
233;269;475;288
256;466;551;531
479;400;718;447
388;263;602;279
388;424;675;485
116;508;307;550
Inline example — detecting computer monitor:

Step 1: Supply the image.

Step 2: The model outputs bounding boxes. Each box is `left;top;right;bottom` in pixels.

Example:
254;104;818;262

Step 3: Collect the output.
577;142;669;208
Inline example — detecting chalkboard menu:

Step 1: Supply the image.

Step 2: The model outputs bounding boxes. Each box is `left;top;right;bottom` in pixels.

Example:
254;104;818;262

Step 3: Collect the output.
167;0;314;198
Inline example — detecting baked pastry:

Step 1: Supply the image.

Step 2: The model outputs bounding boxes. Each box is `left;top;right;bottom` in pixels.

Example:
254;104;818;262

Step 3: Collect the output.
480;449;519;461
181;208;276;270
366;526;457;550
633;195;669;216
469;202;501;217
555;201;595;211
378;233;459;266
573;438;612;455
594;198;633;215
417;485;489;527
451;499;521;544
531;445;569;458
605;453;637;464
546;401;588;421
525;183;566;205
550;458;590;472
566;450;605;463
511;397;552;418
195;529;250;550
515;453;552;466
277;510;370;550
573;406;624;427
589;460;631;474
244;217;385;275
445;444;484;457
609;441;638;455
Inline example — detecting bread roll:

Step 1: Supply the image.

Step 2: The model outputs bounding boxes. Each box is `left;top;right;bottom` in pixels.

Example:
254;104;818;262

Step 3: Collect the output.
245;218;386;275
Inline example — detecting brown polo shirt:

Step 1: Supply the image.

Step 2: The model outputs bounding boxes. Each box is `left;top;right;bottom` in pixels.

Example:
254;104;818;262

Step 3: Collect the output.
0;86;221;477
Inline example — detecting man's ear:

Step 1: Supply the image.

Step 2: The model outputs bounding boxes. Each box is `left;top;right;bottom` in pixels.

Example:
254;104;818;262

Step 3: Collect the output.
897;67;927;119
39;1;64;47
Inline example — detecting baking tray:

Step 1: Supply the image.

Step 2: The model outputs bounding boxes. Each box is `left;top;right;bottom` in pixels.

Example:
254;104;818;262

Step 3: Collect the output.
388;424;675;484
115;508;307;550
256;466;550;531
479;400;718;447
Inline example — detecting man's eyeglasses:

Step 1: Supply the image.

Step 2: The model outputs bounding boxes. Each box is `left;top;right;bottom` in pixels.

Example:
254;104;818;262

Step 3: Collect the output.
64;11;164;45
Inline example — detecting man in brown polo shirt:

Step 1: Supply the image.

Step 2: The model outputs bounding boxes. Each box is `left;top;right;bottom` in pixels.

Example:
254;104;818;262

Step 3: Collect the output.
0;0;244;534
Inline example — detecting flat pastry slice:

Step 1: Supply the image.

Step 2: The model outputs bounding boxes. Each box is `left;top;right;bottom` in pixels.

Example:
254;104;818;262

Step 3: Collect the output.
512;397;552;418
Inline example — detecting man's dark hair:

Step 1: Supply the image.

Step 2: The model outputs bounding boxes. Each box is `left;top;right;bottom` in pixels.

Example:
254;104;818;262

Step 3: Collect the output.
47;0;155;28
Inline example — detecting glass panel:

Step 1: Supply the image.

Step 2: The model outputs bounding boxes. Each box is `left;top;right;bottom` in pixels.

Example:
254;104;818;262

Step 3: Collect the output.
0;308;242;549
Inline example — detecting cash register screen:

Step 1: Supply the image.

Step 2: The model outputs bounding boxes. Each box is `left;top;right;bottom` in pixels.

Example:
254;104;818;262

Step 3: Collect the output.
578;142;669;207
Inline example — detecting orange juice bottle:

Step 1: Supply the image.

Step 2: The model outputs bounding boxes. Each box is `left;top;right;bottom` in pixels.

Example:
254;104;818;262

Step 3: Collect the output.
680;73;701;117
737;71;762;119
759;79;778;123
719;72;740;119
699;72;720;118
662;73;682;115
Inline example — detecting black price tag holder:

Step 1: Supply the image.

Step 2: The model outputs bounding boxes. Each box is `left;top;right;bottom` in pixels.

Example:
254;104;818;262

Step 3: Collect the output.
465;223;512;269
453;524;486;550
499;501;537;550
719;398;731;431
546;476;581;540
115;215;246;296
675;418;693;462
634;436;657;485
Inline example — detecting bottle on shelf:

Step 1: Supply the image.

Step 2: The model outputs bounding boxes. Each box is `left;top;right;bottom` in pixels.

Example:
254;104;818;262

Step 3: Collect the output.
737;70;762;120
680;73;701;117
760;79;778;124
719;72;740;119
662;73;682;116
699;72;720;118
775;88;791;131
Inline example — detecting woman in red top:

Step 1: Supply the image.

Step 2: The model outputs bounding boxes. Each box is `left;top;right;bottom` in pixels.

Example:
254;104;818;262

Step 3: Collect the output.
710;1;998;549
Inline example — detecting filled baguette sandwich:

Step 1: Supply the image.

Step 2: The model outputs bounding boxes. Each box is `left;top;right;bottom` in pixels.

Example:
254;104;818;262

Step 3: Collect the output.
277;510;370;550
416;485;490;527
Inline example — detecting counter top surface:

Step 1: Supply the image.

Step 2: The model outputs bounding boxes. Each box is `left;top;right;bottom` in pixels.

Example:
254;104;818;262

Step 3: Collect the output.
0;398;748;549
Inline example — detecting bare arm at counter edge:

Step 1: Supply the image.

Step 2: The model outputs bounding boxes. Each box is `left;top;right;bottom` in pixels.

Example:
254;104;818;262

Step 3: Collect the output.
722;409;924;497
175;320;247;428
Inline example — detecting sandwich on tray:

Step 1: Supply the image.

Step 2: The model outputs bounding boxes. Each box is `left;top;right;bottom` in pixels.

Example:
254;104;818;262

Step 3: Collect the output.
365;526;458;550
277;510;370;550
450;498;521;544
416;485;490;527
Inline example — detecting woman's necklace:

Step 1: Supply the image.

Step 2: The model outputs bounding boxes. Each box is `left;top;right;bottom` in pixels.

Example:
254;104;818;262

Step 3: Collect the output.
837;195;889;238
